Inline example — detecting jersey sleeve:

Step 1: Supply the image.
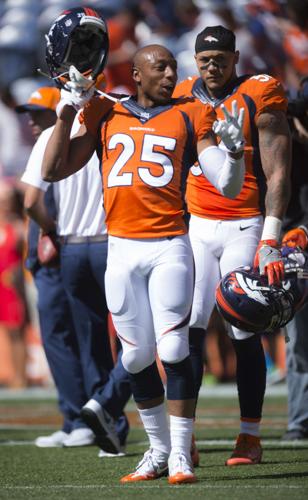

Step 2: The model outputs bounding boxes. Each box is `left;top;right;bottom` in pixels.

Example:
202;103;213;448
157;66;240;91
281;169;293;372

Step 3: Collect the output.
173;77;195;98
193;102;216;141
253;76;287;120
79;96;114;136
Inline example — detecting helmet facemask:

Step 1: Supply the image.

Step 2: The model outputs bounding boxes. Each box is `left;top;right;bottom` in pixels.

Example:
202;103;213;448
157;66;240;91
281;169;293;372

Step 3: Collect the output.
60;22;108;79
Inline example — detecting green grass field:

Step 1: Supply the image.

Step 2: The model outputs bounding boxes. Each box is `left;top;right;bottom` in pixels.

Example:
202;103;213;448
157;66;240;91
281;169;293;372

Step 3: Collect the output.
1;387;308;500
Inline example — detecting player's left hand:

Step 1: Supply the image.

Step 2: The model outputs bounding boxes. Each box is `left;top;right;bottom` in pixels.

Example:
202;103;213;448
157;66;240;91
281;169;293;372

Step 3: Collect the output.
213;100;245;153
282;227;308;250
254;239;284;285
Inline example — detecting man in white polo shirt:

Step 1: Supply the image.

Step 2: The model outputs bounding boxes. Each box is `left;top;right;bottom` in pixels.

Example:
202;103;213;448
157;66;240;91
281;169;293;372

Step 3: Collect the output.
21;88;131;455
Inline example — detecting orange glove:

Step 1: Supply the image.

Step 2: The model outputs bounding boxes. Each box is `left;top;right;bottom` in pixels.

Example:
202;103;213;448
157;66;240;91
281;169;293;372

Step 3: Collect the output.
282;227;308;250
253;239;284;285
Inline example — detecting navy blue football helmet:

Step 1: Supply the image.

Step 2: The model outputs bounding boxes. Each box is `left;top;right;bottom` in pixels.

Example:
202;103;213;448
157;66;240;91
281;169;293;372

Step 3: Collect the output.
45;7;109;88
215;247;308;334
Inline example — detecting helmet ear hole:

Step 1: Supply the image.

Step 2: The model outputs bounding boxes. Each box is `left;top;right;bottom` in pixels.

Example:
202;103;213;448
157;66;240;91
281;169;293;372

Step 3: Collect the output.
45;7;109;88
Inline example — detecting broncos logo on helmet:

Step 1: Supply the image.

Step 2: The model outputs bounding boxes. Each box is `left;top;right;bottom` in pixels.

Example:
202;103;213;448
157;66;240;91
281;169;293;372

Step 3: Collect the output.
215;246;308;334
45;7;109;88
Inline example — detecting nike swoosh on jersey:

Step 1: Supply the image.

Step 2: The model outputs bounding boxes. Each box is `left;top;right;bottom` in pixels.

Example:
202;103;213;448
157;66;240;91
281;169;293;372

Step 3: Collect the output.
239;225;253;231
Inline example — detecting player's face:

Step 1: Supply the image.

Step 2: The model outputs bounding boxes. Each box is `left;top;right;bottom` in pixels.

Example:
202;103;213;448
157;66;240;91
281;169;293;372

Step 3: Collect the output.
195;50;238;96
135;50;178;106
28;110;57;140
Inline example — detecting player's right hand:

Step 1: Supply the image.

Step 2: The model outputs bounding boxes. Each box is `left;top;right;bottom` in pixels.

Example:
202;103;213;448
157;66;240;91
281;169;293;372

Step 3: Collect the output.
56;86;95;117
213;100;245;153
254;239;284;286
282;227;308;250
56;65;95;117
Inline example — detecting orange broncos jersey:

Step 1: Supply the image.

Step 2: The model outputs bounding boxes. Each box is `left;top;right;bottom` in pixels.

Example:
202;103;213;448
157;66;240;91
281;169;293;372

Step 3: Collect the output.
174;74;287;220
81;95;215;238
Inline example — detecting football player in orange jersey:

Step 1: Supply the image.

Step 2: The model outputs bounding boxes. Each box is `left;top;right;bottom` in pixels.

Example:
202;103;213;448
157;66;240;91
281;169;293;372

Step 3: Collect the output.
42;43;246;484
173;25;292;466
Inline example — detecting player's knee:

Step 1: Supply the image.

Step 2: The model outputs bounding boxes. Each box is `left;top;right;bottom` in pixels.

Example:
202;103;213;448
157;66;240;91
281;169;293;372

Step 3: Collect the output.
121;346;156;374
157;334;189;364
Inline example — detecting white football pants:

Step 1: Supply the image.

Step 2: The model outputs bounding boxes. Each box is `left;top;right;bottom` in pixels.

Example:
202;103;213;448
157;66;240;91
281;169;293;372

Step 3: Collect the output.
105;234;195;373
189;214;263;340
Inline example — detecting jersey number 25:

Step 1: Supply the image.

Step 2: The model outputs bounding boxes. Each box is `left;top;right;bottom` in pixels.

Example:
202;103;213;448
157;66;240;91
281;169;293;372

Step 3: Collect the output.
107;133;176;188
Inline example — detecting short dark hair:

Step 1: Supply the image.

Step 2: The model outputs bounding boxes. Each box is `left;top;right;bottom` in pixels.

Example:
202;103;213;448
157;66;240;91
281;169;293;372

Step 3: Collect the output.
195;25;236;54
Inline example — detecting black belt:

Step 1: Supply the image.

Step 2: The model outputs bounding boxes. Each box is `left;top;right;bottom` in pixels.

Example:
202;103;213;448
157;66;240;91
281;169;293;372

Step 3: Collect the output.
60;234;108;244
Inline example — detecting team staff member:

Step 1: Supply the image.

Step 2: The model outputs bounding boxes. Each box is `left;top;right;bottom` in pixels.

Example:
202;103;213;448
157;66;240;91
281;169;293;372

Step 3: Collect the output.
42;43;245;484
282;224;308;441
22;103;132;455
281;76;308;441
20;87;95;446
174;25;291;465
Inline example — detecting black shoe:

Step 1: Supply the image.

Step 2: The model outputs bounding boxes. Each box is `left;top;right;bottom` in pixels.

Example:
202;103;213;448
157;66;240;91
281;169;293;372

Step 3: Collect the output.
81;399;121;454
281;429;308;441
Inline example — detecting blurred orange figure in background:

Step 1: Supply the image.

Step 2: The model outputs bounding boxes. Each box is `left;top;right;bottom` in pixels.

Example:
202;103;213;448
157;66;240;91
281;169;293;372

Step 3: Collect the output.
0;179;28;388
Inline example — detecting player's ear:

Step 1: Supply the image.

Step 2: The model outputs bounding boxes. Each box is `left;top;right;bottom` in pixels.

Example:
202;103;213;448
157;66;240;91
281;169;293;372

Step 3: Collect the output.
234;51;240;65
132;65;141;84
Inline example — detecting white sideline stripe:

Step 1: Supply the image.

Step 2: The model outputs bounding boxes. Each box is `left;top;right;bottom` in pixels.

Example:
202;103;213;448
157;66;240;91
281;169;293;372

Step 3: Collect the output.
0;383;287;400
0;484;306;491
1;438;307;447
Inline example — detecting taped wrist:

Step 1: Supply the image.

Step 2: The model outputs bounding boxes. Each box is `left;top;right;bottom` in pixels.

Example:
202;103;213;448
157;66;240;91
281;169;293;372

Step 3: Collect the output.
261;216;282;241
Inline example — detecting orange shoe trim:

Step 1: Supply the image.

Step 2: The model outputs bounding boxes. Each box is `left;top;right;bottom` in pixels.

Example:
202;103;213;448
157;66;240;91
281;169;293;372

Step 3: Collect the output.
120;472;160;483
168;473;197;485
226;457;257;466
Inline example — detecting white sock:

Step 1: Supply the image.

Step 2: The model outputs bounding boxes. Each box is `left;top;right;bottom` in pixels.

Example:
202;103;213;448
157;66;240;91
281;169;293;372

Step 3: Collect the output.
240;420;260;437
169;415;194;457
138;403;170;457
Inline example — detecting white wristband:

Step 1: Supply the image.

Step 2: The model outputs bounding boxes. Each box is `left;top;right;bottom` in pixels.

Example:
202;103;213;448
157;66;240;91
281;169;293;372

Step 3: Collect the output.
261;216;282;240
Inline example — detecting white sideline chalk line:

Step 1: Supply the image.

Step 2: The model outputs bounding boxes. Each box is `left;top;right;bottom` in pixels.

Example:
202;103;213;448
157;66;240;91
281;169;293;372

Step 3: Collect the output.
0;484;306;491
1;438;308;447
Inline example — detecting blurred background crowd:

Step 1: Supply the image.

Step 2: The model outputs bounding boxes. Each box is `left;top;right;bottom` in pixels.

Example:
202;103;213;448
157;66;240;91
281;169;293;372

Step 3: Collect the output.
0;0;308;389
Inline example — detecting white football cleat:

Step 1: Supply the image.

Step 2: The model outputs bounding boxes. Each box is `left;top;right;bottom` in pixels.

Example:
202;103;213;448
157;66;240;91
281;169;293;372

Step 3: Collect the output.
168;452;196;484
120;448;169;482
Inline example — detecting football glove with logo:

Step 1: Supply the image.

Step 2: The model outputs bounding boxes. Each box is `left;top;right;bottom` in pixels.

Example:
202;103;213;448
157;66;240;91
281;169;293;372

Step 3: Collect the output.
56;66;96;116
213;100;245;153
253;239;284;286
